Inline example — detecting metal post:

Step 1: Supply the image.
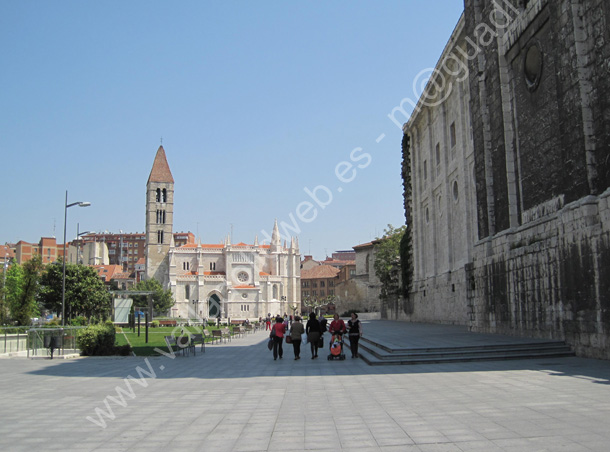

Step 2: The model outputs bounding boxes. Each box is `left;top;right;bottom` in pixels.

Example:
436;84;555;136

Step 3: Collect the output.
138;310;141;337
145;310;149;344
62;191;68;326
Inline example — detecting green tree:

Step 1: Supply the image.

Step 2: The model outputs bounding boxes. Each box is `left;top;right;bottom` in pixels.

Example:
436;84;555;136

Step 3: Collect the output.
374;224;407;300
0;269;9;325
38;260;111;321
131;278;174;315
6;256;42;325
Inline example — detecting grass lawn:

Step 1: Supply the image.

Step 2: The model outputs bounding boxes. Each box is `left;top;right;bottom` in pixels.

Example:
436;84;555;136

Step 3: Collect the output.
116;326;220;356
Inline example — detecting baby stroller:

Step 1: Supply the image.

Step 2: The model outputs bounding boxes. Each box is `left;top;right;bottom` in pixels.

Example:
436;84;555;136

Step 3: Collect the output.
327;333;346;360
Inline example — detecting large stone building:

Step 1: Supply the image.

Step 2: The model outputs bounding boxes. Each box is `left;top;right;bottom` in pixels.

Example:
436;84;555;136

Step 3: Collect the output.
145;146;301;320
400;0;610;359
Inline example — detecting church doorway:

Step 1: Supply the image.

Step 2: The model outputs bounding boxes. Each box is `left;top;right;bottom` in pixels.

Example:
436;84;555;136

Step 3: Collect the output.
208;294;221;318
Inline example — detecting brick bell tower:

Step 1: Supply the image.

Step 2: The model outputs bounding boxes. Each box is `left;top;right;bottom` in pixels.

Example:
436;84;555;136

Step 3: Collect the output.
145;145;174;287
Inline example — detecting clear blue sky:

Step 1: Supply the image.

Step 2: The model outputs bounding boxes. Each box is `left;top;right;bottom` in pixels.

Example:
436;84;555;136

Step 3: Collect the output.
1;1;464;260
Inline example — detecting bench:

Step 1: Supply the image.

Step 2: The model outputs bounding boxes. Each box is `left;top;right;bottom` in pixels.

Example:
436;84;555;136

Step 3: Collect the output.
159;320;178;327
221;328;232;342
211;329;223;343
203;329;217;344
191;334;205;354
164;335;194;356
232;326;244;338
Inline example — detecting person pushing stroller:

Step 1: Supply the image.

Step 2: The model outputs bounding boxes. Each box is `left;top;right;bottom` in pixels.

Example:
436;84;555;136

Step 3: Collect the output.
328;314;346;337
328;314;347;360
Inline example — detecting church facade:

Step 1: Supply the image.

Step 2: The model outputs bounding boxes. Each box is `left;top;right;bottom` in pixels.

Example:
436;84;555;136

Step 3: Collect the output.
145;146;301;320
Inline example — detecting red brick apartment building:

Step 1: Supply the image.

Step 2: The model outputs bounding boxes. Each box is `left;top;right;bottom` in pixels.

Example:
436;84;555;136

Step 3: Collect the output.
13;237;64;264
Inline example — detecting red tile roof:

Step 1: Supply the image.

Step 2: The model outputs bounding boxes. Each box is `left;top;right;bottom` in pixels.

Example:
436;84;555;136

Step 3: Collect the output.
147;145;174;184
301;264;340;279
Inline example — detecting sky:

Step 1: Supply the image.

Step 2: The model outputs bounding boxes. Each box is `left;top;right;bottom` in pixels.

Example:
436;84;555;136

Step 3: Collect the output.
0;1;464;260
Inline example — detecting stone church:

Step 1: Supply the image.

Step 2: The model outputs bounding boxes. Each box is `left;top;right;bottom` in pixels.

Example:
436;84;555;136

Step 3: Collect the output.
400;0;610;359
145;146;301;320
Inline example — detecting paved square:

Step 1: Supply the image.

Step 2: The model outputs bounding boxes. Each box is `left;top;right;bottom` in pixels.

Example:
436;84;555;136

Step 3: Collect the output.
1;321;609;451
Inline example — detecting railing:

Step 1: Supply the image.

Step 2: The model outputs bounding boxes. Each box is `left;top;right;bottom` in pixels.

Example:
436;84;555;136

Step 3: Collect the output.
1;327;29;355
27;327;86;358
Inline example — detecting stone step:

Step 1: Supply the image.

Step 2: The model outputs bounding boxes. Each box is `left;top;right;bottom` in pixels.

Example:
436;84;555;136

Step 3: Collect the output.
354;337;575;366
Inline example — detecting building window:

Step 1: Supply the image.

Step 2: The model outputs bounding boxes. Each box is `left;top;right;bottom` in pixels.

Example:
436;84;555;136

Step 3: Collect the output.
524;43;543;91
157;230;164;244
423;160;428;181
453;180;459;201
237;271;248;283
302;281;310;288
162;188;167;202
320;281;325;288
185;285;190;299
183;262;190;271
436;143;441;166
209;262;216;271
436;143;441;176
156;188;161;202
328;289;334;296
329;280;335;287
450;122;456;148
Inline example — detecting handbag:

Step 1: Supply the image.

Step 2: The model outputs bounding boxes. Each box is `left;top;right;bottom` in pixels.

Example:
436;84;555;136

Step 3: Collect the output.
285;335;292;344
267;338;273;350
317;336;324;348
270;327;276;338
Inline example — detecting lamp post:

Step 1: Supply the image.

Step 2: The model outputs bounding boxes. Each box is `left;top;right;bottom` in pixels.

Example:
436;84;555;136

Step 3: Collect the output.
62;191;90;326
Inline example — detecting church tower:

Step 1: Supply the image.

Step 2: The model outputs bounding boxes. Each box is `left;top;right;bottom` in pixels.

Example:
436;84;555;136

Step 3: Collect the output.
145;145;174;287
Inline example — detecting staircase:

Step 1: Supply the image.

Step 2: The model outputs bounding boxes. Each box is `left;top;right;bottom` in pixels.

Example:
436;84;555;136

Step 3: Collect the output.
358;337;575;366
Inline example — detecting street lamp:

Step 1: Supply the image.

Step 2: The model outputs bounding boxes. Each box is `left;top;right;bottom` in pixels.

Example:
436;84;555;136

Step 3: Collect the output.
62;191;90;326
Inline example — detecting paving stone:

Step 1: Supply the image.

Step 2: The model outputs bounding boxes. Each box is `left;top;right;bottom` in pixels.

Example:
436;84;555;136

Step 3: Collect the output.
1;321;609;451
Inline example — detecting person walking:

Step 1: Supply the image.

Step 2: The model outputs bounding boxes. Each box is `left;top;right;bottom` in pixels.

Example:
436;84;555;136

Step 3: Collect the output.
319;314;328;334
265;316;271;331
289;316;305;360
306;312;321;359
347;313;363;358
270;316;286;360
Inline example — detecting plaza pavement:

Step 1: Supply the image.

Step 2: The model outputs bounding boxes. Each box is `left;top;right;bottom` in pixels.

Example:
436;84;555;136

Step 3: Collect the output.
0;320;609;452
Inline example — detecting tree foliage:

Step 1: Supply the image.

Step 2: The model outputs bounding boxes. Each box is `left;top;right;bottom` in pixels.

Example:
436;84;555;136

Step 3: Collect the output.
38;260;111;321
373;224;407;300
5;256;43;325
131;278;174;315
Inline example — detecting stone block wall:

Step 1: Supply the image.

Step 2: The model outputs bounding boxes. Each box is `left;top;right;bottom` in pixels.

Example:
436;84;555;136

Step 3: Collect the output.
469;190;610;359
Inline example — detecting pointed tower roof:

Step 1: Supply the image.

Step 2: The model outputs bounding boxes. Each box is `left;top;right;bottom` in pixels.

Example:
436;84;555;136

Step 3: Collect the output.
271;219;281;246
147;146;174;184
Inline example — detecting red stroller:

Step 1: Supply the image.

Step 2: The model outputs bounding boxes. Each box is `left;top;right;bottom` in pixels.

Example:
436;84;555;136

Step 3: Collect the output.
327;333;346;360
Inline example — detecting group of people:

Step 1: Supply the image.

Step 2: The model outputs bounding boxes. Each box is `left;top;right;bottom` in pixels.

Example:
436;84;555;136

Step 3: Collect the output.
268;313;363;360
